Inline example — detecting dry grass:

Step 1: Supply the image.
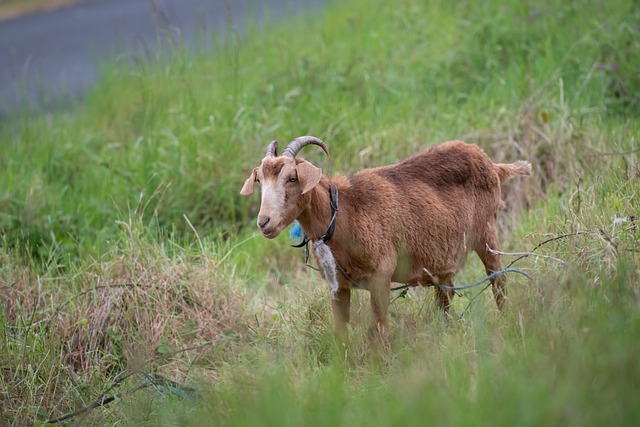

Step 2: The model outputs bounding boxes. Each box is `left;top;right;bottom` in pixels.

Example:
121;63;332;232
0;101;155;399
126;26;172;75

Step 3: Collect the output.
1;0;639;424
0;229;256;424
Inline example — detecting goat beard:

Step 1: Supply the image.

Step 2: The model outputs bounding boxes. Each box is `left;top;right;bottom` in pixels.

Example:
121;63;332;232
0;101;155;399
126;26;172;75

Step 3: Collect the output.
312;239;340;300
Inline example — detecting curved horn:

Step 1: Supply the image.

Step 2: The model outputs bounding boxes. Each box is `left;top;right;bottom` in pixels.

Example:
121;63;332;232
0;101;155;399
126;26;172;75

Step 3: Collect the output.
265;140;278;157
282;136;329;158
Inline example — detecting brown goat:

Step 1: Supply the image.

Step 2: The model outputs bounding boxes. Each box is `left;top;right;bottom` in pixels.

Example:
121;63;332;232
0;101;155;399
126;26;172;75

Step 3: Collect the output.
240;136;530;343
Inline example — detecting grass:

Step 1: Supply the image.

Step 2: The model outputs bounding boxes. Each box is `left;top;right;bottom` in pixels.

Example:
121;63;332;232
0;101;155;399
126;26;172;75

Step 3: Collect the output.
1;0;639;425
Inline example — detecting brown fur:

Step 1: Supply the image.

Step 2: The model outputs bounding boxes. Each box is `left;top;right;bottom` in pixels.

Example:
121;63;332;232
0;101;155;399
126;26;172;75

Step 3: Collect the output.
241;140;531;344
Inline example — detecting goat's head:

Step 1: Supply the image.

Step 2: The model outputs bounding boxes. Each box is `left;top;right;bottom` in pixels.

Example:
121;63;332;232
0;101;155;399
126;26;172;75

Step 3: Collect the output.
240;136;328;239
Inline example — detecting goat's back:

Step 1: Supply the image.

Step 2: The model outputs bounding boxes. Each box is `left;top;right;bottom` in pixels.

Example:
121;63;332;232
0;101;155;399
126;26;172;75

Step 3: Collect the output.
341;141;503;281
374;141;497;191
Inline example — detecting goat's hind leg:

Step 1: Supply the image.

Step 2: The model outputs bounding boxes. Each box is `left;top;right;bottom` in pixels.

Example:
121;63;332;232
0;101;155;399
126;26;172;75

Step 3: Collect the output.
476;230;506;309
434;279;455;315
422;271;454;315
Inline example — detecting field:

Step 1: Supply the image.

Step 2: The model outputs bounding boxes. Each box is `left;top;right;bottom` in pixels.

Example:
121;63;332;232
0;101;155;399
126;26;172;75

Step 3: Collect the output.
1;0;639;425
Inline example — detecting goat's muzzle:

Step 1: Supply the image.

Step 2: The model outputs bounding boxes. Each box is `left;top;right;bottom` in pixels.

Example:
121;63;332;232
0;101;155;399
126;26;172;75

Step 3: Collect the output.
258;216;277;238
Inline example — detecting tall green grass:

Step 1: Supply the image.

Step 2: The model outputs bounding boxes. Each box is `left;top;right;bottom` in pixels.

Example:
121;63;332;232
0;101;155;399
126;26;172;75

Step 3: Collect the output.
2;0;637;259
0;0;638;425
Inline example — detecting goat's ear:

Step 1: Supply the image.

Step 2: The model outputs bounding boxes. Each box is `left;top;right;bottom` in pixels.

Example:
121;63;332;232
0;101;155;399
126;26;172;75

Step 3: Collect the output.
240;168;257;196
296;160;322;194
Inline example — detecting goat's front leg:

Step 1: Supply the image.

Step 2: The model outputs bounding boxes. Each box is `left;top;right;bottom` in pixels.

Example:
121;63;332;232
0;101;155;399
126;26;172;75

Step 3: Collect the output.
368;277;391;347
331;286;351;344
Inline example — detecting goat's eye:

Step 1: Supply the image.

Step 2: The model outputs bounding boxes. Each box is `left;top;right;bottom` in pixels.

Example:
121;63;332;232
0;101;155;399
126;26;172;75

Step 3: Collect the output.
288;177;297;183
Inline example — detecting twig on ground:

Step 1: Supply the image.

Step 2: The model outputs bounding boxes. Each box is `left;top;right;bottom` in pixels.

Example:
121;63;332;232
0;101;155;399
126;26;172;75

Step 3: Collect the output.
505;230;601;269
147;339;223;363
51;283;137;314
46;370;142;424
45;339;222;424
584;147;640;157
486;244;567;265
459;230;604;317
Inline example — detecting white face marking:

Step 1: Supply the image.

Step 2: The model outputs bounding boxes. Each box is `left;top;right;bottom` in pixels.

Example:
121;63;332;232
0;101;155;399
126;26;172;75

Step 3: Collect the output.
259;177;285;222
257;173;292;239
255;158;299;238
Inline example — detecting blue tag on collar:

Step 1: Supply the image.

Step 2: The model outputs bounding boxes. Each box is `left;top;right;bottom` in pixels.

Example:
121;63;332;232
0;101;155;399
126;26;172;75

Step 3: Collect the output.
289;220;304;246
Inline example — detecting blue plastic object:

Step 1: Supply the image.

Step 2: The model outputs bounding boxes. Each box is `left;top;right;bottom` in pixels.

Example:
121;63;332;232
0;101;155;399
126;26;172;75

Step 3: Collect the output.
289;220;304;245
142;374;196;400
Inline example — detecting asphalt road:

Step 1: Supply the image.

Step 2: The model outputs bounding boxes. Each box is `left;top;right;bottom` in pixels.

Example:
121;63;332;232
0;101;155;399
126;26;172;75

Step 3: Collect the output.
0;0;326;117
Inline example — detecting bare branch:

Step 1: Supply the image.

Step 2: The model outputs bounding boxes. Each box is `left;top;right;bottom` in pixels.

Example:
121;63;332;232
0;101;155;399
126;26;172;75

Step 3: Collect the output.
505;230;602;269
486;244;567;265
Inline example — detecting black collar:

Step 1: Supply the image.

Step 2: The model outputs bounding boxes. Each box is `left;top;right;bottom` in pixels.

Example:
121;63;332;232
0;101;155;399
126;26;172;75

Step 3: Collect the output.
291;184;339;247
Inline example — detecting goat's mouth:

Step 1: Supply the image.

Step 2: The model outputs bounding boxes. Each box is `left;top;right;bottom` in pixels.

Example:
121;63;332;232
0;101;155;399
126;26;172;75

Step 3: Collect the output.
258;216;289;239
261;227;276;239
260;224;284;239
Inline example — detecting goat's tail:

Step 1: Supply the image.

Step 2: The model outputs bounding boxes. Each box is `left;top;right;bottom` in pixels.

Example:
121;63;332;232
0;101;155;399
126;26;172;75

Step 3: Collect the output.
494;160;532;183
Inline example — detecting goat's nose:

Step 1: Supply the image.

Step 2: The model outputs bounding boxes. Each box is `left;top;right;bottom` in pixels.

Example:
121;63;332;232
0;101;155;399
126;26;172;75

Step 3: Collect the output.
258;217;270;229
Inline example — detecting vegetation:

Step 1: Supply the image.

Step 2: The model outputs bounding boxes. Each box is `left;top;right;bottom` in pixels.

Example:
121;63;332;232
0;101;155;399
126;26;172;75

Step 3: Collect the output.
0;0;638;425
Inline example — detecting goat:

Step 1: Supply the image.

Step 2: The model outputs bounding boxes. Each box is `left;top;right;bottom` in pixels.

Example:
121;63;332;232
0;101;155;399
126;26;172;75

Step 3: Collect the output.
240;136;531;343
